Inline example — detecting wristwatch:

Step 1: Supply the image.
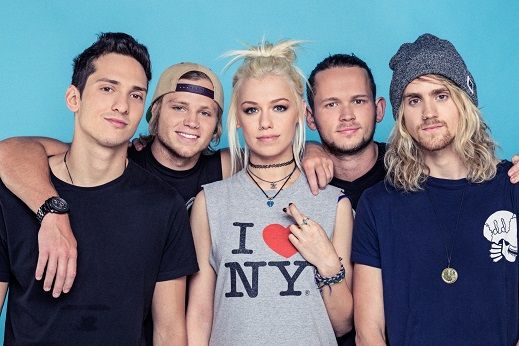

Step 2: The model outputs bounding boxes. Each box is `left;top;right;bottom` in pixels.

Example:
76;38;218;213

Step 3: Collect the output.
36;196;70;223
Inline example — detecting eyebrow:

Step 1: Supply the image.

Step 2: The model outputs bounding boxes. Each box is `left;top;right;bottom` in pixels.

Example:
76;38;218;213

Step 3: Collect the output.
319;97;340;105
430;87;449;96
270;98;289;103
404;87;449;99
319;94;371;104
95;78;147;93
167;99;215;110
403;92;420;99
166;100;189;106
351;94;370;99
240;98;290;106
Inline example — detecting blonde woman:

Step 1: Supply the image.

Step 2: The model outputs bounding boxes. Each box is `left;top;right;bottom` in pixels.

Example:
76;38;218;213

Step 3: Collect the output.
187;40;353;345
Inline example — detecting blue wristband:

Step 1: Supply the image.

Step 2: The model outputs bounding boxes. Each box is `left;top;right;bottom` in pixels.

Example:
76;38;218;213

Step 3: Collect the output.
314;257;345;291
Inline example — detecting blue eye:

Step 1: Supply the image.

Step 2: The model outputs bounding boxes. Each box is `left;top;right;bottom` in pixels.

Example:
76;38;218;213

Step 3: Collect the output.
273;105;287;112
244;107;258;115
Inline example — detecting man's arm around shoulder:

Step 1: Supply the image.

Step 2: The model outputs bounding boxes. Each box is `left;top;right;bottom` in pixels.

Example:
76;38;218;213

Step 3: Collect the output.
0;136;68;211
0;136;77;297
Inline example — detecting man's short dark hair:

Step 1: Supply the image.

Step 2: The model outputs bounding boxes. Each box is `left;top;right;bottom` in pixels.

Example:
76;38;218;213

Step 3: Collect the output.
307;54;376;110
71;32;152;95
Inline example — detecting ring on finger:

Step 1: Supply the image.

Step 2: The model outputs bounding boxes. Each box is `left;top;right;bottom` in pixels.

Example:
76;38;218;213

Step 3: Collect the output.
302;216;310;226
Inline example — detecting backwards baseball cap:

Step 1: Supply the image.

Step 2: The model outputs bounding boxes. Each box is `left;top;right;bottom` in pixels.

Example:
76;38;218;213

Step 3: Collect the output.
389;33;478;118
145;62;224;122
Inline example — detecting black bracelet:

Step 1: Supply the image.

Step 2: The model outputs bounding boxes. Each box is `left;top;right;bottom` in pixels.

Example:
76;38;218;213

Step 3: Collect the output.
314;257;345;292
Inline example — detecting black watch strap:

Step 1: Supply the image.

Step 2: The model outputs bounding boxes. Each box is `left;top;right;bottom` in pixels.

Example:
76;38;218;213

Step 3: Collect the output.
36;197;69;223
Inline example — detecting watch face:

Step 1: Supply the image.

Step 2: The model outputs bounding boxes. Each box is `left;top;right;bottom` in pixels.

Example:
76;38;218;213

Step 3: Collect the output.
48;197;69;213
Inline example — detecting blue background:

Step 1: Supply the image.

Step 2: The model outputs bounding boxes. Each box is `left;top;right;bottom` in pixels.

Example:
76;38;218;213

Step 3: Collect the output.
1;0;518;337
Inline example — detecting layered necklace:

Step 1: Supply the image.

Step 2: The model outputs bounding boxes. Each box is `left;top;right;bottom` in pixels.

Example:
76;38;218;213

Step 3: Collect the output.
427;185;468;284
246;157;296;208
247;168;294;189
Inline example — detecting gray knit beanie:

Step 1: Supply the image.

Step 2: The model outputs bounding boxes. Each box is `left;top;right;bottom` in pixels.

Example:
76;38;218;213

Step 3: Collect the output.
389;33;478;118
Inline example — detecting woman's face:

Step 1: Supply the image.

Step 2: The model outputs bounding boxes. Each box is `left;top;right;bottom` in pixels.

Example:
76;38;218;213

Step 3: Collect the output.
236;74;302;163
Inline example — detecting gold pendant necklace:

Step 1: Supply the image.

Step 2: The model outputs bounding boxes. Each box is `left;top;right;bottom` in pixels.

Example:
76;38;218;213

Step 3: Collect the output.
441;267;458;284
427;185;467;285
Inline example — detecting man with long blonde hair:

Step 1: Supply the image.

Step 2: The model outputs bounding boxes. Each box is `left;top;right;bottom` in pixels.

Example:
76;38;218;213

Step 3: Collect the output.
352;34;519;345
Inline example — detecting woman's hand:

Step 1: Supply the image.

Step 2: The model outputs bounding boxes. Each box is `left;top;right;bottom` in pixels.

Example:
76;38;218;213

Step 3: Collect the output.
284;203;341;277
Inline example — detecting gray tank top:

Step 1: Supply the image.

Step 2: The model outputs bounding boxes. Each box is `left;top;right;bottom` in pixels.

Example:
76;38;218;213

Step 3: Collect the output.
204;170;342;346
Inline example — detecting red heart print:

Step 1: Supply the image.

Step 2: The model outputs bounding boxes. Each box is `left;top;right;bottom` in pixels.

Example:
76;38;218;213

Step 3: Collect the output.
263;224;298;258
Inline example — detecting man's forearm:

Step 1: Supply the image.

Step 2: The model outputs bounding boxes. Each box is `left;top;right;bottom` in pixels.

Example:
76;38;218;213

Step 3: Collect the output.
0;137;60;211
0;137;77;296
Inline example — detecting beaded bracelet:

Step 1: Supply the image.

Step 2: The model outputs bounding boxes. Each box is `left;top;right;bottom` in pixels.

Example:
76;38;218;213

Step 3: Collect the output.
314;257;345;292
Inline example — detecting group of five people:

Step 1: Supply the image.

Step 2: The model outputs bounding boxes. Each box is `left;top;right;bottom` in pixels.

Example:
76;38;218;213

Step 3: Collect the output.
0;32;518;345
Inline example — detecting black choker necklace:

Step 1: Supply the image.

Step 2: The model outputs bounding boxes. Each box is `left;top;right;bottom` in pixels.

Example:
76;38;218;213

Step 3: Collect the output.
63;150;74;185
248;157;295;169
247;166;297;207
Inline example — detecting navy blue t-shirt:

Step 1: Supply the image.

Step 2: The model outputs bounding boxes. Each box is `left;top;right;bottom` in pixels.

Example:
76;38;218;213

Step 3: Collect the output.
352;161;519;345
332;142;387;346
0;161;199;345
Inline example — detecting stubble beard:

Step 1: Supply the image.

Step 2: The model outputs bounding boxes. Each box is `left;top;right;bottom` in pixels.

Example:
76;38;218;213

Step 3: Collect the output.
317;122;376;158
414;122;454;152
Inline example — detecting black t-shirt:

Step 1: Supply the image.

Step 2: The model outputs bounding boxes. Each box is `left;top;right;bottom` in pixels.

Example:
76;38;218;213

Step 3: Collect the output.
332;142;387;346
330;142;387;210
128;141;223;211
0;162;199;345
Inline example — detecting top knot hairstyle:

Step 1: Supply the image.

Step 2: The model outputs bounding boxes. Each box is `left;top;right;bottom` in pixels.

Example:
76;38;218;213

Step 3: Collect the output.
224;39;308;174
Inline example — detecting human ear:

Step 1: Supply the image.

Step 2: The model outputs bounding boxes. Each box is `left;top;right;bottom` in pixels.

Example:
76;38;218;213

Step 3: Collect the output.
375;97;387;123
306;107;317;131
65;85;81;113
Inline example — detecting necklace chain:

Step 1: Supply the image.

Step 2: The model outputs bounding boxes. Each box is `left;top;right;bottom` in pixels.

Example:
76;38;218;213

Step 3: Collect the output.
427;184;467;282
248;157;295;169
247;166;295;189
63;150;74;185
247;166;297;207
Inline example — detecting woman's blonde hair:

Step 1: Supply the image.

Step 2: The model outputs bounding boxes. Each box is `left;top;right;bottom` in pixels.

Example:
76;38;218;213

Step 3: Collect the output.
385;74;498;191
224;39;307;174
